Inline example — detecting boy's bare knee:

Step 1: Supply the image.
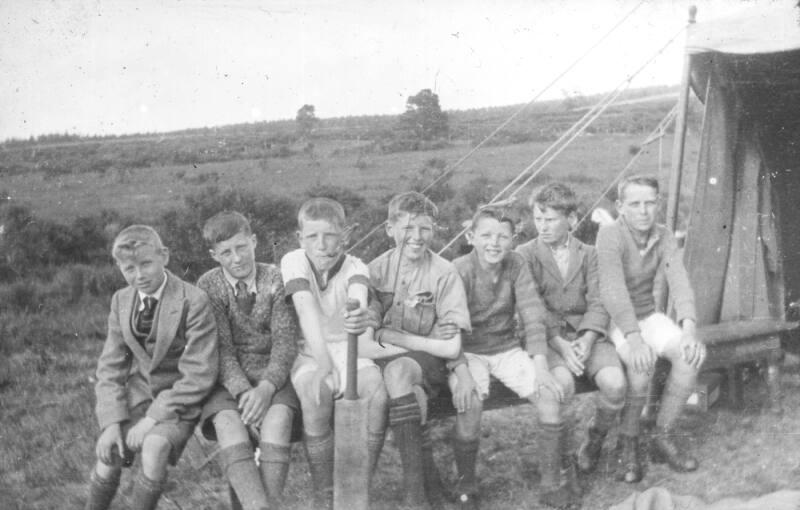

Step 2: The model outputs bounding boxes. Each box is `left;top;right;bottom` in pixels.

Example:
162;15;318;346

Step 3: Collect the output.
357;367;386;399
383;358;421;397
212;409;250;446
140;435;171;478
595;367;627;404
455;402;483;440
532;390;561;424
260;405;294;444
95;460;121;479
625;370;651;396
552;367;575;401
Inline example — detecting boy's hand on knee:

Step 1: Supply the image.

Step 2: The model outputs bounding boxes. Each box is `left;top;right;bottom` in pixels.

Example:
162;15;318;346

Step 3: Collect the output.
239;381;276;426
452;368;480;414
96;423;125;466
573;333;596;364
126;416;157;452
620;335;655;374
553;336;584;376
680;334;706;370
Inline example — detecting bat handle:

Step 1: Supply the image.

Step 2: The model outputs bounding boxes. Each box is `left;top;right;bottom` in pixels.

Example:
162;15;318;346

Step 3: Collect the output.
344;298;360;401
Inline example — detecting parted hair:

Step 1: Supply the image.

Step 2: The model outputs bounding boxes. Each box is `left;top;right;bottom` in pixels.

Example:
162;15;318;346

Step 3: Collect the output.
202;211;252;248
617;175;659;201
297;197;347;230
469;206;515;231
387;191;439;223
112;225;166;261
530;182;579;217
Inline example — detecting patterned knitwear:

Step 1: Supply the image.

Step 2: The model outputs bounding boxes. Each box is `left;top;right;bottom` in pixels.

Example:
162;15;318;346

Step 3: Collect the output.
197;263;299;397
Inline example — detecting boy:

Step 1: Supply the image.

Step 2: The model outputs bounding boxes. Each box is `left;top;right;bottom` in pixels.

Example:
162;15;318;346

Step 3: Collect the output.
197;211;299;510
85;225;218;510
451;206;577;510
368;191;471;508
596;175;706;482
280;197;388;509
517;183;627;478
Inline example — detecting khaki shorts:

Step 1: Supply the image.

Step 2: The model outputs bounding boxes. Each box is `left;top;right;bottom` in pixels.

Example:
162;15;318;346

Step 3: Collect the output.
114;401;196;467
291;341;378;395
609;312;682;357
448;347;538;399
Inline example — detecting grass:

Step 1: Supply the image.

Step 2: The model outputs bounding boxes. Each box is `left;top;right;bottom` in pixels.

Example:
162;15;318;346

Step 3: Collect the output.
2;294;799;509
3;132;699;228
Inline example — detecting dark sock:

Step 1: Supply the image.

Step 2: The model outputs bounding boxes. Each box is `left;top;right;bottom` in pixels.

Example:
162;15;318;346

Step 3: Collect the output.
367;430;386;481
453;437;480;494
594;405;620;433
259;442;291;503
656;376;695;432
389;393;426;506
85;469;121;510
421;423;445;504
304;429;334;507
130;471;165;510
619;393;647;437
219;442;268;510
538;422;563;490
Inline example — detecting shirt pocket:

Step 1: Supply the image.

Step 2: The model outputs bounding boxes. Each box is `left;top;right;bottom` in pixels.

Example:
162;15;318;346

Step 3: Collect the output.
401;291;436;336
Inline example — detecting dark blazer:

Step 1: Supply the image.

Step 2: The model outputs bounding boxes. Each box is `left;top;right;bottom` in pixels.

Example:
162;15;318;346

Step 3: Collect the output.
95;271;218;429
516;236;608;338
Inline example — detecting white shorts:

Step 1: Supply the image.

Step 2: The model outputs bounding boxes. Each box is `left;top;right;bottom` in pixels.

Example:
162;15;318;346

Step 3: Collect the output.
609;312;682;357
448;347;537;400
291;341;377;395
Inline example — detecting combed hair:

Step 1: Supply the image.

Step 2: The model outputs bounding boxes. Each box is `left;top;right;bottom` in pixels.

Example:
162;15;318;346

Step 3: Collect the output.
530;182;579;216
387;191;439;223
112;225;165;261
469;205;515;232
202;211;252;248
298;197;347;229
617;175;659;201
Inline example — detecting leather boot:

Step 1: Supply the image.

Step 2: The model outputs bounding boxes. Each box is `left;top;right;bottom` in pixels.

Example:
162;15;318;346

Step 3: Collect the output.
651;430;698;472
576;425;607;474
614;434;643;483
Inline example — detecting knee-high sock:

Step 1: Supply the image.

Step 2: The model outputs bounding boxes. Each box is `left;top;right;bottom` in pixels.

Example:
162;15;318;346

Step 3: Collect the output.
619;389;647;438
130;471;165;510
85;468;120;510
594;390;624;433
389;393;426;506
453;437;480;494
656;374;695;432
259;442;291;502
560;404;576;465
218;442;268;510
367;430;386;481
538;422;563;490
304;429;334;505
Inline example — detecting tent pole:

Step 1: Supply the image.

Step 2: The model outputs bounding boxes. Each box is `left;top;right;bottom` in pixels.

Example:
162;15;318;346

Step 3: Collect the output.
666;5;697;232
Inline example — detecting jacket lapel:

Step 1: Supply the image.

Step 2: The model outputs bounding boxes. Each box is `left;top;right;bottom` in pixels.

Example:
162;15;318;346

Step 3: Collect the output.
563;237;585;287
120;287;151;363
150;272;184;369
534;238;564;285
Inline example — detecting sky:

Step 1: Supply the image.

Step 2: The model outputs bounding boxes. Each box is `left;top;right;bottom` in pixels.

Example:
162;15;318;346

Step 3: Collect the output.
0;0;774;141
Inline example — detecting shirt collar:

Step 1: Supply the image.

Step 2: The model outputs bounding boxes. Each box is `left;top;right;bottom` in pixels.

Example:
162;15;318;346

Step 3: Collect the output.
305;252;346;290
222;266;258;295
137;271;168;309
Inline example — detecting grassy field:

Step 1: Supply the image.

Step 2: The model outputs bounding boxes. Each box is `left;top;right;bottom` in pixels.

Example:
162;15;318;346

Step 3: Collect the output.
2;293;799;510
3;132;697;228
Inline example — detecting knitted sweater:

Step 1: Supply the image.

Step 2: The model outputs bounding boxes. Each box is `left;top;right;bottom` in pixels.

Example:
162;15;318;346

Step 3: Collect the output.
197;264;298;397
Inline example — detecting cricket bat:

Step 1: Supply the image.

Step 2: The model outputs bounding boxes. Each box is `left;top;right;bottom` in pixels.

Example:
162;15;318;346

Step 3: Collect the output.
333;298;369;510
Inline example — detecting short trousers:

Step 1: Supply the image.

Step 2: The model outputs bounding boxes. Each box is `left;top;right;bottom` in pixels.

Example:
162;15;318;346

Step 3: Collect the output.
546;340;622;379
291;341;378;395
114;401;196;467
376;351;448;397
609;312;682;357
200;382;300;441
448;347;537;399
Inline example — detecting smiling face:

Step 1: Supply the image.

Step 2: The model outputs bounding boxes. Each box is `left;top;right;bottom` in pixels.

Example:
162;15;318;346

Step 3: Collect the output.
116;244;168;295
386;213;434;262
467;216;514;268
210;232;257;281
616;182;659;235
532;204;574;248
298;218;347;272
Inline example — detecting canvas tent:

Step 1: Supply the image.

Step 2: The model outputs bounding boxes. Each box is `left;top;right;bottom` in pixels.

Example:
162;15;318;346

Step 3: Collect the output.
675;3;800;330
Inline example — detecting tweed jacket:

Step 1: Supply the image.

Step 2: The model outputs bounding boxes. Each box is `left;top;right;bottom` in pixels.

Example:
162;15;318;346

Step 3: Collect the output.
94;271;218;430
516;236;608;339
197;264;298;398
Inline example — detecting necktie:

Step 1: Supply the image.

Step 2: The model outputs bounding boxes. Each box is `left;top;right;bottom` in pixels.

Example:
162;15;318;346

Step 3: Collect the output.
136;296;158;337
236;281;255;315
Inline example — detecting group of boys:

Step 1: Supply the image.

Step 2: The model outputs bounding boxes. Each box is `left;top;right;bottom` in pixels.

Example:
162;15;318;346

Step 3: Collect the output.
85;175;706;510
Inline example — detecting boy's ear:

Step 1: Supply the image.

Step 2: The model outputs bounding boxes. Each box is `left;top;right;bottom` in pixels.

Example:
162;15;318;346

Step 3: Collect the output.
567;211;578;230
161;247;170;266
296;230;302;244
465;230;475;245
615;199;624;214
384;221;393;238
209;248;219;262
250;233;258;249
341;223;357;245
